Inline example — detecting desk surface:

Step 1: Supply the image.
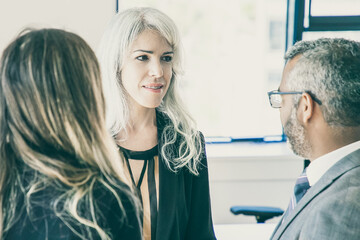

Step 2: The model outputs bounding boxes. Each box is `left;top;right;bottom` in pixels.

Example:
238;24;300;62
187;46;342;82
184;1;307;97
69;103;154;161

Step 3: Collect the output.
214;223;277;240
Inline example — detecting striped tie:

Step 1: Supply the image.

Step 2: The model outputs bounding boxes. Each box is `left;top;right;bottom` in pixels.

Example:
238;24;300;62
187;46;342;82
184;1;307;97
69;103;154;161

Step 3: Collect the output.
282;169;310;221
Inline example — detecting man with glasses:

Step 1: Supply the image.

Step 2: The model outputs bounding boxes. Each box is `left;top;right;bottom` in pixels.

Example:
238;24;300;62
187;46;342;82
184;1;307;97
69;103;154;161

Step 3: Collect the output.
269;38;360;240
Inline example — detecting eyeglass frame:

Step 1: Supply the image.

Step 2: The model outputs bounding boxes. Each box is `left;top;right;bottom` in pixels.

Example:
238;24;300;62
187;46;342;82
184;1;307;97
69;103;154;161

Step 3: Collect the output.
267;90;322;108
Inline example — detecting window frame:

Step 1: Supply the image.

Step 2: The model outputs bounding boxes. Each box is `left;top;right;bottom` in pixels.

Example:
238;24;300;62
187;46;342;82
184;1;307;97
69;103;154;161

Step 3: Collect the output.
286;0;360;51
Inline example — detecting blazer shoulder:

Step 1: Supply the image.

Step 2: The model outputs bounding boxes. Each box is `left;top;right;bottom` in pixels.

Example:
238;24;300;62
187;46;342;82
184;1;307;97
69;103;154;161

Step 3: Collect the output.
297;164;360;239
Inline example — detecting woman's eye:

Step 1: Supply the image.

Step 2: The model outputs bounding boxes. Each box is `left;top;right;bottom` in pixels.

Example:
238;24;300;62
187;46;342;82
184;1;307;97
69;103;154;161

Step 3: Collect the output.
136;55;149;61
161;55;173;62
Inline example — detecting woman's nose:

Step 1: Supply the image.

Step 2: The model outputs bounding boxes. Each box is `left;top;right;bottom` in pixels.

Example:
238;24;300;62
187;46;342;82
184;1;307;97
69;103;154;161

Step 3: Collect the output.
148;60;164;78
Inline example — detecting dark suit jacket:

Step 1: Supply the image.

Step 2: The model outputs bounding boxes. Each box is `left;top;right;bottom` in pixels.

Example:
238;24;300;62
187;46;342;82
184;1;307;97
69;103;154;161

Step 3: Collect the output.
271;149;360;240
3;179;142;240
155;111;216;240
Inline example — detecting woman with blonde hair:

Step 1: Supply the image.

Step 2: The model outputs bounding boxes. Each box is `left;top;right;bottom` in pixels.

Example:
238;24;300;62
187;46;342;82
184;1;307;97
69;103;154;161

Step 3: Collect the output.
0;28;141;240
97;7;216;240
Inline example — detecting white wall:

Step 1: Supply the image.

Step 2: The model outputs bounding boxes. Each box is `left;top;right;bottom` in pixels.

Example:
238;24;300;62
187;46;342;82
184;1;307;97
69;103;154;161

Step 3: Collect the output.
206;142;303;224
0;0;115;53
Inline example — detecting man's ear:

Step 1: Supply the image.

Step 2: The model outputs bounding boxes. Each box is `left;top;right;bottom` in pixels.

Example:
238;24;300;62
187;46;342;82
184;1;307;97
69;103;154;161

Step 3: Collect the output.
298;93;314;124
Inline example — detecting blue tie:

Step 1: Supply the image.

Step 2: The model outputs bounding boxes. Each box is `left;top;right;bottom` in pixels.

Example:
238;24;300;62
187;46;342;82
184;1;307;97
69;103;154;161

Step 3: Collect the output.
282;169;310;221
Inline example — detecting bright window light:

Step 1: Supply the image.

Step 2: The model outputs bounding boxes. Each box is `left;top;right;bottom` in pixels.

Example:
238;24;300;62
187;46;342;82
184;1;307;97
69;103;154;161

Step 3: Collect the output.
311;0;360;16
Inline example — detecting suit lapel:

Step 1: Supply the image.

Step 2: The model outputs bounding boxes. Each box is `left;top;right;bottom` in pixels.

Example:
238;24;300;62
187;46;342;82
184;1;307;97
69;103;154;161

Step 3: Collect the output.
272;149;360;239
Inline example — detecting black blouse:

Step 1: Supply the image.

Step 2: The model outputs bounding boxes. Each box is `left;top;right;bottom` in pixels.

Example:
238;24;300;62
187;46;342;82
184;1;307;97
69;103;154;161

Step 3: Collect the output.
131;111;217;240
120;145;159;240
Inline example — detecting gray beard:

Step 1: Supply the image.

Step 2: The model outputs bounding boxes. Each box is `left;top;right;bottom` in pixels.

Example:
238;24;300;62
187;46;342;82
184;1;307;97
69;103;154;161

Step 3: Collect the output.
283;108;312;159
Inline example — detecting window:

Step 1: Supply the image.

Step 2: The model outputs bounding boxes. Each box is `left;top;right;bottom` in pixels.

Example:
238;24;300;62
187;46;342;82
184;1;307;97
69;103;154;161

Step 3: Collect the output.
286;0;360;48
117;0;287;140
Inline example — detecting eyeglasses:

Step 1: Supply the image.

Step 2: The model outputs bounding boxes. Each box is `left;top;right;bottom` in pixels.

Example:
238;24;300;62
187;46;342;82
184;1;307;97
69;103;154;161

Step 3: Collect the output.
267;90;322;108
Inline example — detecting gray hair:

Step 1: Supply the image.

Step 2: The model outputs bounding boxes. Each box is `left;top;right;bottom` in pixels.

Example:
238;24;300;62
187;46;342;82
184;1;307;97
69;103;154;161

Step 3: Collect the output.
97;7;203;175
284;38;360;127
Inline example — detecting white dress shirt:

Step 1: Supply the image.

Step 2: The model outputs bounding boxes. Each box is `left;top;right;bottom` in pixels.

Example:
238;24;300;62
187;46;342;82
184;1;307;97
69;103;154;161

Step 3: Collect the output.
306;140;360;186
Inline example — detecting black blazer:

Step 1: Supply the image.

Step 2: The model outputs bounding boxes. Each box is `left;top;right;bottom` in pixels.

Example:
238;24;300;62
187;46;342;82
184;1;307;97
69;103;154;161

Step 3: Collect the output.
155;112;216;240
3;178;142;240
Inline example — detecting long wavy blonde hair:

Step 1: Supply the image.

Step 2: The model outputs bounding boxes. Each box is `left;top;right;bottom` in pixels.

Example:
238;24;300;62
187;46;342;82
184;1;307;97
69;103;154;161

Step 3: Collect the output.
97;7;204;175
0;29;138;239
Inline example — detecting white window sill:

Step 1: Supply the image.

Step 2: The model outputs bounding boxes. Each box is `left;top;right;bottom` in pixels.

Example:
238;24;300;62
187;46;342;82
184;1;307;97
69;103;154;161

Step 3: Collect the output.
206;141;299;159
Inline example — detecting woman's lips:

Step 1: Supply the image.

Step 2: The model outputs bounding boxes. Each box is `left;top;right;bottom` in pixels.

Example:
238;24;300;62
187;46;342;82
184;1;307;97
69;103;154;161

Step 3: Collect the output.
143;83;164;92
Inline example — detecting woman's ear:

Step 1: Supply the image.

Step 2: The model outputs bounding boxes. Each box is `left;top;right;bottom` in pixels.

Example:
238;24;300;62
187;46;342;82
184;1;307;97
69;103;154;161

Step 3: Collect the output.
298;92;315;124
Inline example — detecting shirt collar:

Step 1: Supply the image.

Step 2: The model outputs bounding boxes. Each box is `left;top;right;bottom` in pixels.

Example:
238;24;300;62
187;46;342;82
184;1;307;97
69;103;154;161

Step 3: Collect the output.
306;140;360;186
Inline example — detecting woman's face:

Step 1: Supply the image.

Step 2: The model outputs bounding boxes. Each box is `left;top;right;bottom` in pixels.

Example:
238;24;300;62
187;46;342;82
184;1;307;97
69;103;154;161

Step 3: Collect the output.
121;29;173;110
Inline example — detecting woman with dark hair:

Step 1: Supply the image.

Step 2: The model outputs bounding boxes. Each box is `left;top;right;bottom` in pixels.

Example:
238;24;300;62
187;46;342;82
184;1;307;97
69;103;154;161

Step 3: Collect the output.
0;28;142;240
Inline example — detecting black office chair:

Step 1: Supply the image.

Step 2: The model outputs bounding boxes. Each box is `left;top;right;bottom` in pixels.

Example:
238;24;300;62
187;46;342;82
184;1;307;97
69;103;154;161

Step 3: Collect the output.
230;206;284;223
